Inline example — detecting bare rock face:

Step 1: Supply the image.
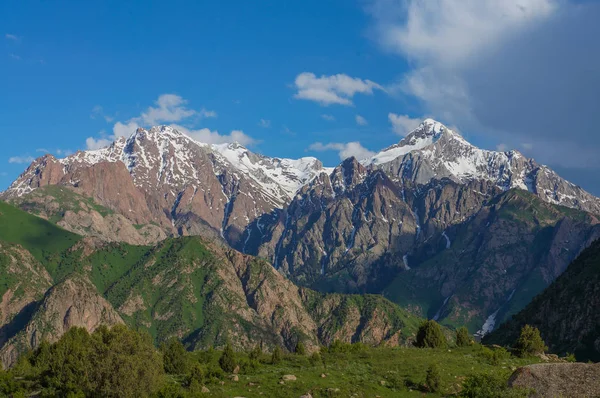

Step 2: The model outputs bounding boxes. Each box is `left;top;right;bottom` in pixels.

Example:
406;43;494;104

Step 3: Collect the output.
4;120;600;335
508;363;600;398
0;276;123;368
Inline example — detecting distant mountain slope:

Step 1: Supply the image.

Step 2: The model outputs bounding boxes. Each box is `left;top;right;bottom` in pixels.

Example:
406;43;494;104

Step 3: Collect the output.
4;119;600;335
0;202;422;368
485;238;600;361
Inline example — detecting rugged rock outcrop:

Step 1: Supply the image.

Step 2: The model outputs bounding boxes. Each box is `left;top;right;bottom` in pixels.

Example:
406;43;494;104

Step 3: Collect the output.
0;276;123;368
4;119;600;334
486;238;600;361
508;363;600;397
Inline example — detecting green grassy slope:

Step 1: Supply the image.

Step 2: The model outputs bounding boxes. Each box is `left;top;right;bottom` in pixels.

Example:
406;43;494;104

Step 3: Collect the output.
0;200;81;263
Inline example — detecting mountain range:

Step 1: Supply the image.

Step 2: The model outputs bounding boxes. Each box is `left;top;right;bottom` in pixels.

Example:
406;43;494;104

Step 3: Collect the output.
3;118;600;337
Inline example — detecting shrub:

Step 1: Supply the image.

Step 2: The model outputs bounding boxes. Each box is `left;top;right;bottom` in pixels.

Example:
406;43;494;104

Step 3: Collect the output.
456;327;472;347
295;341;306;356
514;325;547;357
308;352;322;367
565;353;577;363
161;338;189;374
416;320;447;348
479;346;510;365
187;364;204;387
460;373;529;398
426;363;442;393
218;343;237;373
271;346;283;365
249;344;262;361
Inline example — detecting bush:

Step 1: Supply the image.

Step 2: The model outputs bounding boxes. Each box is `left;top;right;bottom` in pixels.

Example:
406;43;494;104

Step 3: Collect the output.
426;363;442;393
456;326;472;347
460;373;529;398
161;338;189;374
565;353;577;363
416;320;447;348
479;346;510;365
271;346;283;365
218;343;237;373
308;352;322;367
514;325;547;357
187;364;204;387
249;344;262;361
295;341;306;355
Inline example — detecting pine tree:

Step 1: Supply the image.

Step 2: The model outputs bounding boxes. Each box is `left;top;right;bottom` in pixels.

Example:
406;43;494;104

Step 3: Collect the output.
514;325;548;357
295;341;306;356
271;345;283;365
456;326;471;347
219;343;237;373
426;363;442;393
249;344;262;361
416;320;447;348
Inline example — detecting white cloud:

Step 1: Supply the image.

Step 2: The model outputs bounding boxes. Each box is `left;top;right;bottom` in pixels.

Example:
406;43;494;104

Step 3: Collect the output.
388;113;421;136
8;156;34;164
521;143;533;150
321;114;336;121
171;124;256;146
496;143;508;152
308;141;375;161
293;72;383;106
85;94;244;150
139;94;197;125
5;34;19;41
365;0;600;178
258;119;271;128
355;115;368;126
86;137;114;150
90;105;114;123
36;148;73;156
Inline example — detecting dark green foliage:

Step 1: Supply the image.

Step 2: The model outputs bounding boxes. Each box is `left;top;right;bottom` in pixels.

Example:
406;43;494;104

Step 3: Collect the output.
249;344;262;361
295;341;306;355
161;338;190;374
425;363;442;393
308;352;322;366
187;363;204;387
218;343;237;373
460;373;530;398
271;345;283;365
479;346;510;366
514;325;547;357
456;326;471;347
21;325;164;397
416;320;447;348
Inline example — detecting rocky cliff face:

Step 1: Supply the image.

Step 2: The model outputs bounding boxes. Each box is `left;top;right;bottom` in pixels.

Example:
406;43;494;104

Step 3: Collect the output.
4;119;600;335
0;275;123;368
486;238;600;361
508;363;600;398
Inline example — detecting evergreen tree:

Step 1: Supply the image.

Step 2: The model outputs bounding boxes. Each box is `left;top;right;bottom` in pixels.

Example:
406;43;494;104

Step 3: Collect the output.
416;320;447;348
514;325;548;357
271;345;283;365
456;327;472;347
219;343;237;373
295;341;306;356
161;338;189;374
426;363;442;393
249;344;262;361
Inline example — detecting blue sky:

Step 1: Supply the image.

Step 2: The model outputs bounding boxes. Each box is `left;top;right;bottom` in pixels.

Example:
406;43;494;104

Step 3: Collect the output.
2;0;599;194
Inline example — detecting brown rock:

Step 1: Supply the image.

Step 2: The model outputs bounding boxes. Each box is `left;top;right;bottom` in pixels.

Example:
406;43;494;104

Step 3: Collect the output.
508;363;600;398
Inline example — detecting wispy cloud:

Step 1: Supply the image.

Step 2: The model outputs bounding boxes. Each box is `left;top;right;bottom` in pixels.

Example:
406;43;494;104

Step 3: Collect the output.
388;113;421;136
321;114;336;121
36;148;73;157
258;119;271;128
355;115;368;126
5;33;20;41
8;155;35;164
308;141;375;161
90;105;115;123
293;72;384;106
9;53;21;60
85;94;251;149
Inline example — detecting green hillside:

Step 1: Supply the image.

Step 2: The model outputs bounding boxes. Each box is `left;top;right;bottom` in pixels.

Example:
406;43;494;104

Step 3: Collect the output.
0;200;81;263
